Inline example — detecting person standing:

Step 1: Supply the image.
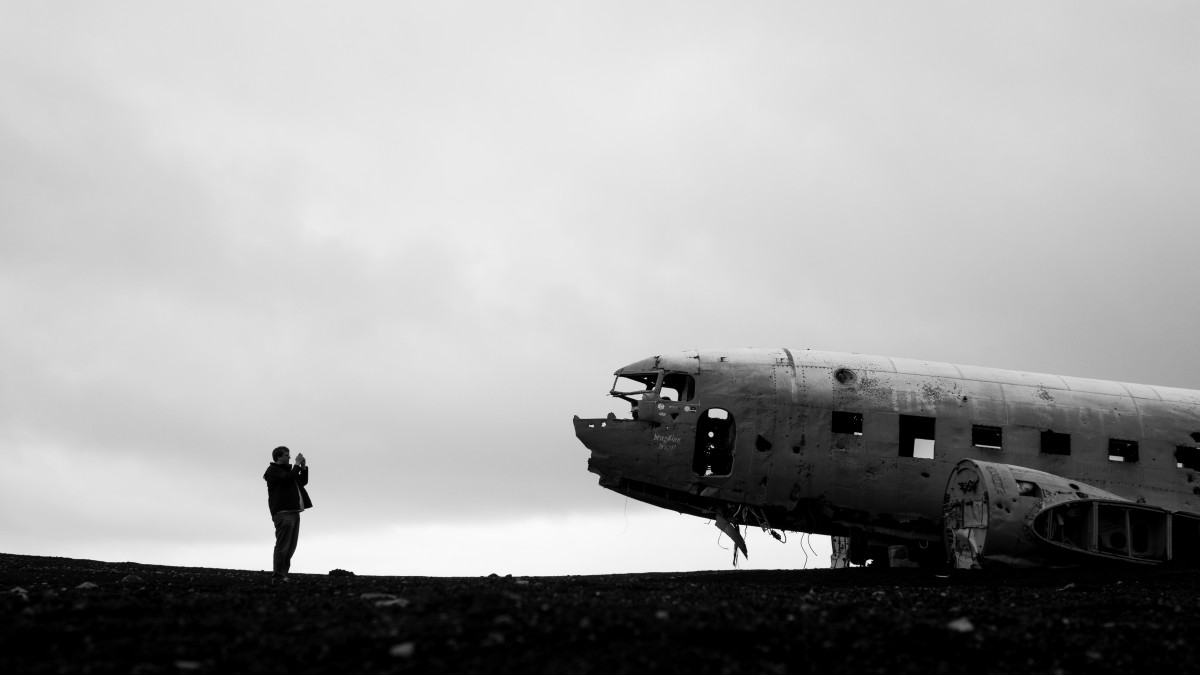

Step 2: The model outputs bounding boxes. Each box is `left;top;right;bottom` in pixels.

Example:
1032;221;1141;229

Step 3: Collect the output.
263;445;312;582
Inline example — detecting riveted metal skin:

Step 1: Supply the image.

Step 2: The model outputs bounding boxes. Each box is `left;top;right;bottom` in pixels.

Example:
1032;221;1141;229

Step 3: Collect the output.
574;348;1200;566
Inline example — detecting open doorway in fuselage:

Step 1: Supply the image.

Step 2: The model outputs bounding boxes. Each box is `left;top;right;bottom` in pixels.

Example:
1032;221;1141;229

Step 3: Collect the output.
693;407;735;477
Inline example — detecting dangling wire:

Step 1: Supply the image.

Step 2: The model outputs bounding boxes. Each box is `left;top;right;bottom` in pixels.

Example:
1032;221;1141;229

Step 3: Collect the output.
729;503;745;523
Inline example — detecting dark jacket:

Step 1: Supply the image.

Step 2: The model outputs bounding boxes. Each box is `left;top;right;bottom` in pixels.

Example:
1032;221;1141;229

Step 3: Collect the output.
264;463;313;515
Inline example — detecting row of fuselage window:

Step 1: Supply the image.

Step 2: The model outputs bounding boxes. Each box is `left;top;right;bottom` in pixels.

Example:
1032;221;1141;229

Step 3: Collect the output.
830;410;1200;469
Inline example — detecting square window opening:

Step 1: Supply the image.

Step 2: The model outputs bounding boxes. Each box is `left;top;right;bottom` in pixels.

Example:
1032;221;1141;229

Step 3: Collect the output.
1108;439;1139;463
832;411;863;436
1041;430;1071;456
1177;445;1200;470
972;425;1003;450
899;415;936;459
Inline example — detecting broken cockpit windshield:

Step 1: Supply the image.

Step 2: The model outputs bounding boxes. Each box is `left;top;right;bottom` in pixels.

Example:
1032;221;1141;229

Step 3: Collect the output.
611;371;697;420
611;372;696;404
611;372;660;405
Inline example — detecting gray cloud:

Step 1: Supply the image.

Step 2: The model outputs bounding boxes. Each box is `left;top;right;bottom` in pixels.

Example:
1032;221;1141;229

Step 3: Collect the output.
2;1;1199;570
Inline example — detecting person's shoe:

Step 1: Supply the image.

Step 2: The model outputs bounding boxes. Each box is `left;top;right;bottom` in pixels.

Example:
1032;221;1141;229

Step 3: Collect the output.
271;575;289;584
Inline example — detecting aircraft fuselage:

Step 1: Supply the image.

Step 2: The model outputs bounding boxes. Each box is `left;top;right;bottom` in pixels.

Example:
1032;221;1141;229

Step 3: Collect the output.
573;349;1200;564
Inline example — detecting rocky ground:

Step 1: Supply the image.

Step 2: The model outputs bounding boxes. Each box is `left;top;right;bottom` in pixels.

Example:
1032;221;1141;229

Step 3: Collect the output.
3;552;1200;674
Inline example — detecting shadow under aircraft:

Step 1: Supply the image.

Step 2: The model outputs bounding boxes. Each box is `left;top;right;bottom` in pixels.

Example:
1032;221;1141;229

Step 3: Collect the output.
573;349;1200;568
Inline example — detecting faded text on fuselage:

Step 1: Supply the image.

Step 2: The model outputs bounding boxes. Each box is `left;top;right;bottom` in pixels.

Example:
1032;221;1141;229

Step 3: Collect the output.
654;433;683;452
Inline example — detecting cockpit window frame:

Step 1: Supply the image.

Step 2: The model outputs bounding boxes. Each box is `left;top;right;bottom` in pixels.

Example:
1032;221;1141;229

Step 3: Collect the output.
610;370;697;405
660;372;696;403
610;372;661;405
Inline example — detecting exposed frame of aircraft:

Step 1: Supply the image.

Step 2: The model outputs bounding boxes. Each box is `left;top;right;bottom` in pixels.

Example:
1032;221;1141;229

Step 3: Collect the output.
572;349;1200;568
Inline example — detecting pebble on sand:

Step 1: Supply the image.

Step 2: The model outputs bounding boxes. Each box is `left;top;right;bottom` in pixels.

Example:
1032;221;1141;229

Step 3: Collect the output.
946;617;975;633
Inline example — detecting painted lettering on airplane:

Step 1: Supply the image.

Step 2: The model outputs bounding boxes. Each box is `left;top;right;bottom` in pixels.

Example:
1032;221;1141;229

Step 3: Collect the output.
987;466;1007;496
653;432;682;452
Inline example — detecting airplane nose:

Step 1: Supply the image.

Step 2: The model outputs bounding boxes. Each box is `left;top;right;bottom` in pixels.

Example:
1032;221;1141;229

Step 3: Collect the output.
573;415;618;464
573;413;659;481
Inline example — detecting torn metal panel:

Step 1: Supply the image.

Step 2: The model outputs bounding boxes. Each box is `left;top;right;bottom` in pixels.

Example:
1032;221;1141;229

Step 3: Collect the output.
714;512;748;563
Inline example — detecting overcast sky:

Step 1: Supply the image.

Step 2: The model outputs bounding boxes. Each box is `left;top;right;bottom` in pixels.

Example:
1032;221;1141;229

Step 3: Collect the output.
2;1;1198;576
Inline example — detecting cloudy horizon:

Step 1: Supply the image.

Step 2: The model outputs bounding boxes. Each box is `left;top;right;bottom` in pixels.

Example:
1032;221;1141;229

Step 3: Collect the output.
2;1;1198;576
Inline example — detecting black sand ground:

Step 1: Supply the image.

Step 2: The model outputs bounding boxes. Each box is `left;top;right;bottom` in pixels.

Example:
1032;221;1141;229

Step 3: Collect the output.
3;552;1199;674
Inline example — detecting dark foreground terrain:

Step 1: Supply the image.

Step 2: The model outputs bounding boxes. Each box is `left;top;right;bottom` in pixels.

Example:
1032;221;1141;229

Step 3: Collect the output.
4;553;1200;674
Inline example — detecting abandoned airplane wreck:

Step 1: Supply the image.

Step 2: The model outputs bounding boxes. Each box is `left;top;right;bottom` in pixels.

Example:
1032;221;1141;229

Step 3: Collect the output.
572;348;1200;568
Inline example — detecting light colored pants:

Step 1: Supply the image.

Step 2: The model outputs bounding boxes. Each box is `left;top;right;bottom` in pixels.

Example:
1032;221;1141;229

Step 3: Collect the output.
272;512;301;576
